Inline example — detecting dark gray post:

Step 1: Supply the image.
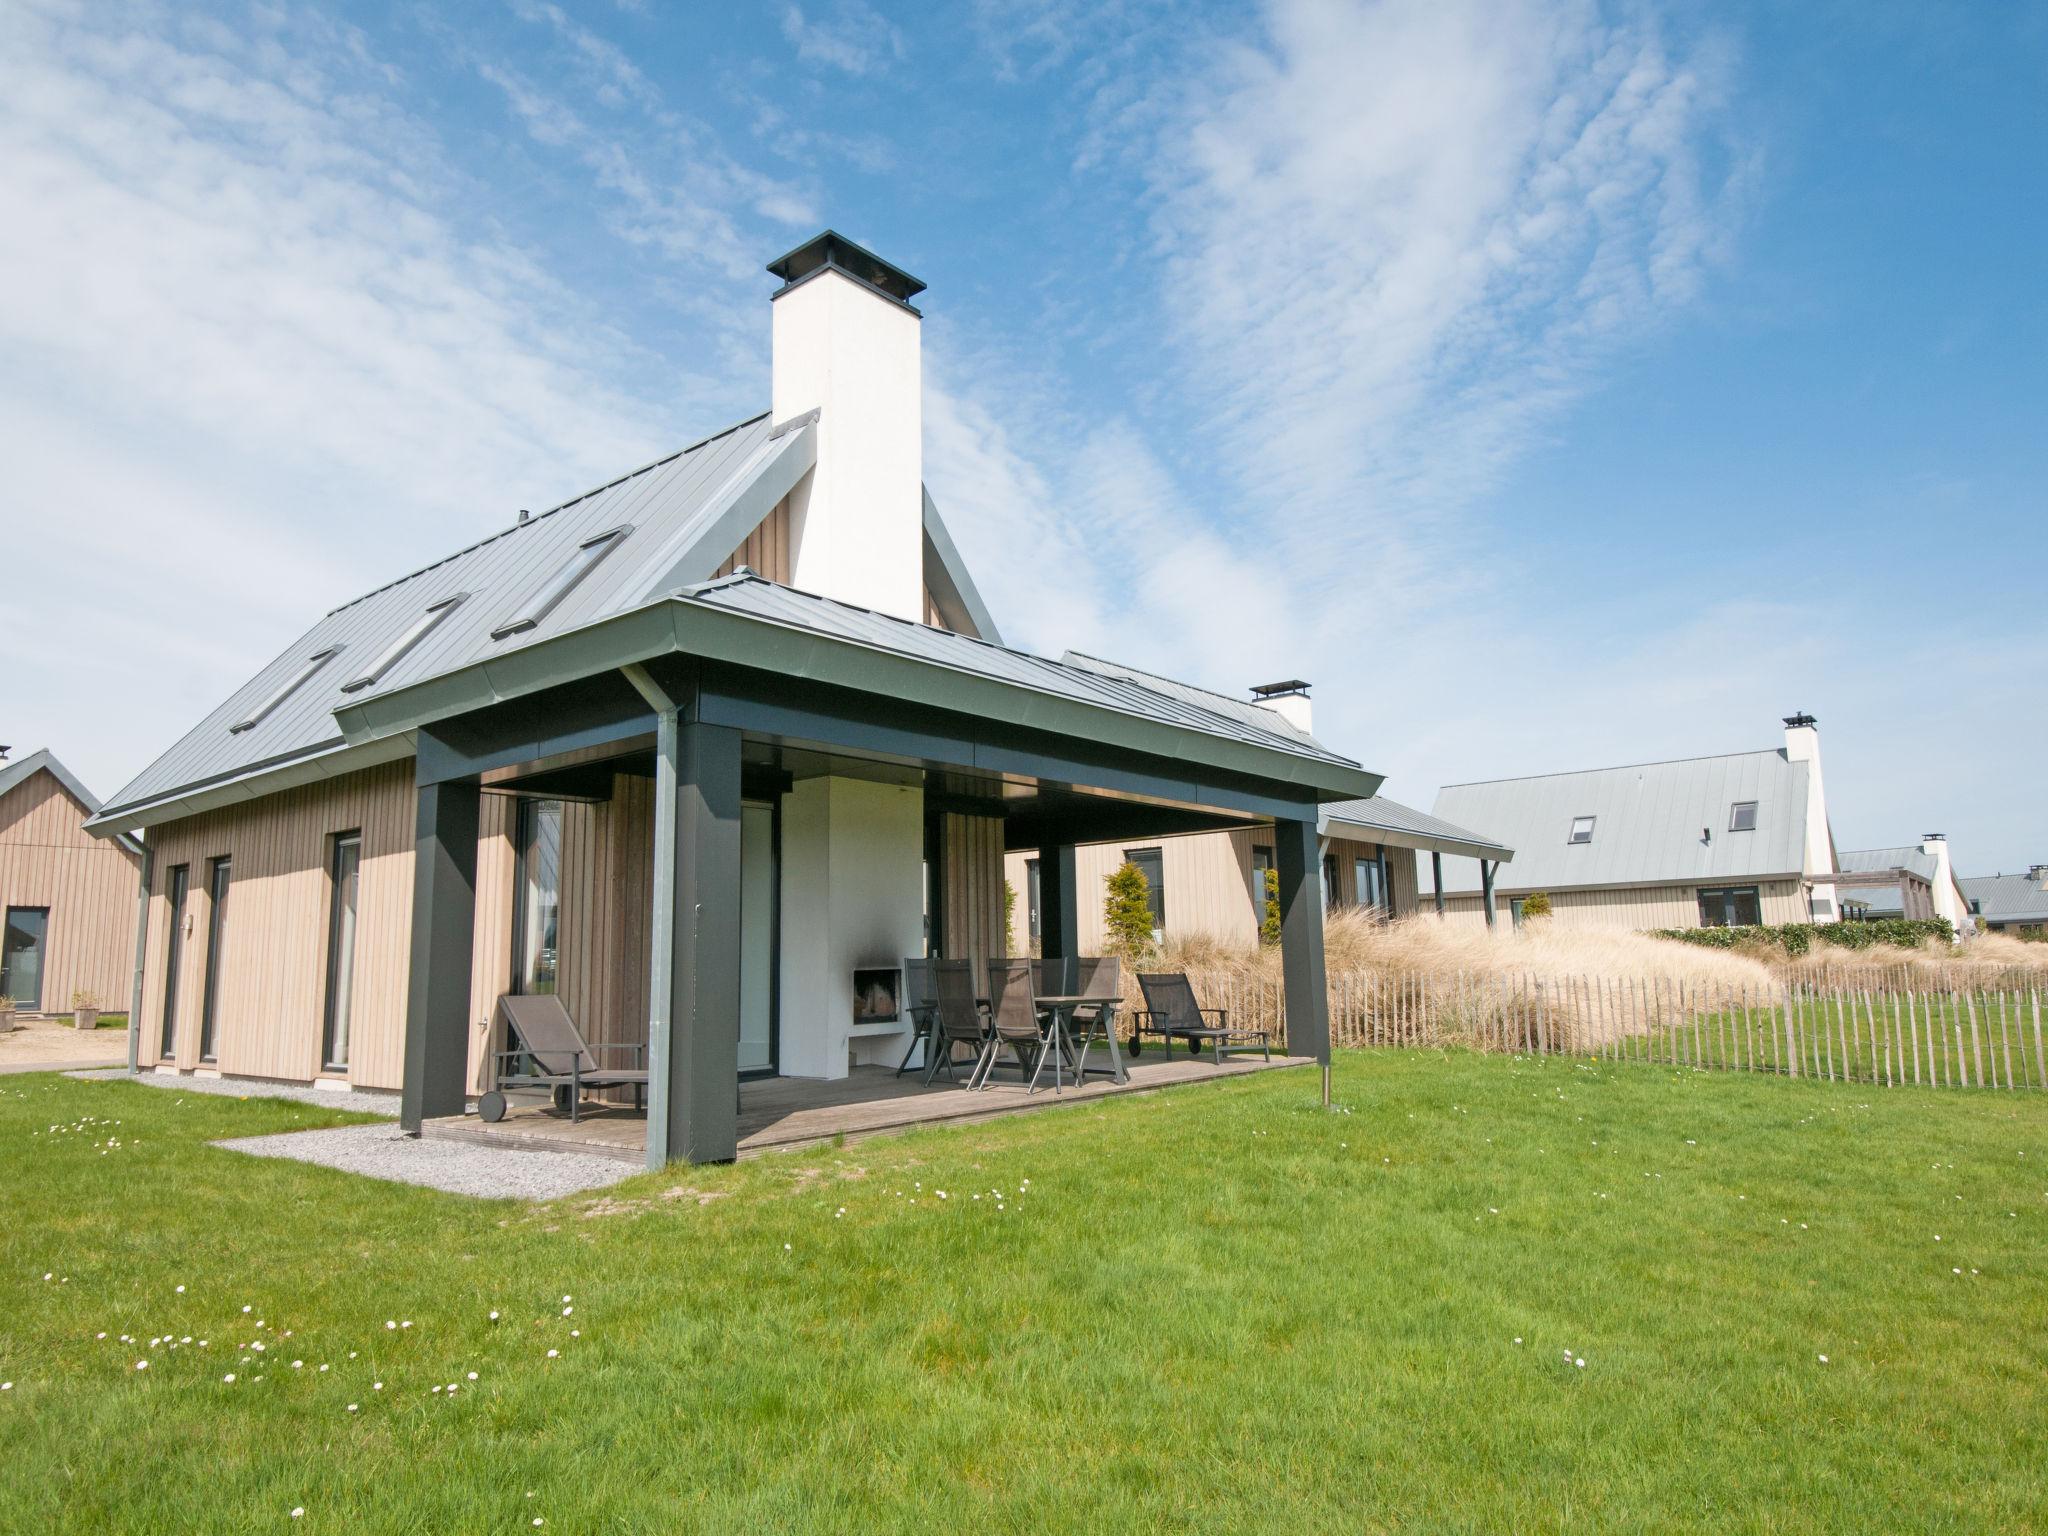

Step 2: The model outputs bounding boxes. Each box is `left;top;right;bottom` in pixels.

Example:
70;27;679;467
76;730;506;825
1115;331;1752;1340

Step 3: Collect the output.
647;715;743;1167
1039;843;1079;965
1274;816;1330;1070
1481;860;1498;931
401;777;480;1133
1432;851;1446;917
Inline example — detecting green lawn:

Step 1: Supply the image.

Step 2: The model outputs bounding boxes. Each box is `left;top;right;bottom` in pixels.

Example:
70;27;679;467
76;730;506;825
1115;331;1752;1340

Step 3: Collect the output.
3;1054;2044;1533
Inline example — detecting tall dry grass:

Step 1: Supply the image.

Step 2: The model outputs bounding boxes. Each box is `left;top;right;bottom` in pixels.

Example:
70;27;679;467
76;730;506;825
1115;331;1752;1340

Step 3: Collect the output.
1781;931;2048;990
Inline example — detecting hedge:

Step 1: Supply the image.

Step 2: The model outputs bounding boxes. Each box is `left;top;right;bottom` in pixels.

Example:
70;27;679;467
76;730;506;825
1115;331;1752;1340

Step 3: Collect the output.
1653;917;1955;957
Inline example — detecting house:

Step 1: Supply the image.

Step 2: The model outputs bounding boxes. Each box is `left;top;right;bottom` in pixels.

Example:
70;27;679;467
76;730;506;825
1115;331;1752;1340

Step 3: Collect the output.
0;750;143;1016
1419;714;1854;931
1831;837;1972;931
1959;867;2048;936
84;232;1378;1166
1001;670;1512;951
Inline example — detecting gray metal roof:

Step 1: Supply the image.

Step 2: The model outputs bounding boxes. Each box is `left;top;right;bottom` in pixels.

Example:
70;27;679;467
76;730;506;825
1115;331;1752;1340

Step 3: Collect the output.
1320;795;1513;861
1836;845;1938;883
1421;749;1812;897
1959;872;2048;926
1;750;143;855
1058;652;1337;757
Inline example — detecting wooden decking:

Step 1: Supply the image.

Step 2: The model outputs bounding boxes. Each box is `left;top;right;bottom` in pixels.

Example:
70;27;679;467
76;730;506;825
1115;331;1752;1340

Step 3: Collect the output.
422;1053;1312;1163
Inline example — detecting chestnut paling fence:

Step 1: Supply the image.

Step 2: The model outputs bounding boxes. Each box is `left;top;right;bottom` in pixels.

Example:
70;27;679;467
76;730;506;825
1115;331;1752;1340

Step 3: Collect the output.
1173;969;2048;1092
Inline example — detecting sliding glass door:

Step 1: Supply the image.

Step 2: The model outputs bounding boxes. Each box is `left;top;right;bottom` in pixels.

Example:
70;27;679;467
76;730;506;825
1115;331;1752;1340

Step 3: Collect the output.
738;801;777;1075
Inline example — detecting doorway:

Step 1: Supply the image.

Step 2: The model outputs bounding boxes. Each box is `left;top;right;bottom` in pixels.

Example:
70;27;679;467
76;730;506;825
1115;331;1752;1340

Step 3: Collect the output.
2;907;49;1013
738;799;778;1076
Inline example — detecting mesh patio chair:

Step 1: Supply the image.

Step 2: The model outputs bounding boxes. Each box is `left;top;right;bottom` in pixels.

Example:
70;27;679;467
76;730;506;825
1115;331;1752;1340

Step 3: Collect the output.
923;959;994;1086
987;958;1060;1093
1068;956;1123;1076
895;957;941;1077
1132;972;1271;1063
482;994;647;1123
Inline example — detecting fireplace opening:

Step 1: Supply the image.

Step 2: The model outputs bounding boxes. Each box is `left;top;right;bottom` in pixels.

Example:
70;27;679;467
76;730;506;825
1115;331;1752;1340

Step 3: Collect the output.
853;966;901;1024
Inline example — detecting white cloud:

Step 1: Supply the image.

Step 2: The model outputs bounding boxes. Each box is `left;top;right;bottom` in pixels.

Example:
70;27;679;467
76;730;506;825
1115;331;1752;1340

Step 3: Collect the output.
780;2;907;76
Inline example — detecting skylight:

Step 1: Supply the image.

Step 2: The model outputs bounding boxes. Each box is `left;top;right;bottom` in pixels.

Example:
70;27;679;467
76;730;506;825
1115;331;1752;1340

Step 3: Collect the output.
1729;800;1758;832
341;594;467;694
229;647;342;734
491;526;631;640
1568;815;1596;845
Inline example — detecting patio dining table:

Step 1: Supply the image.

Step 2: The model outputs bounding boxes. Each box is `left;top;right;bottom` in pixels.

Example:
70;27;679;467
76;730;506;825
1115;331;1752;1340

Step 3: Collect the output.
1033;994;1129;1088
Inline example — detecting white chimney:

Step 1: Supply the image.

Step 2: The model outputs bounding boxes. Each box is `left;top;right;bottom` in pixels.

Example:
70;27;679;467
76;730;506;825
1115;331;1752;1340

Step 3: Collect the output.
2031;864;2048;888
1782;712;1836;916
1250;679;1313;735
1919;833;1963;936
768;232;926;623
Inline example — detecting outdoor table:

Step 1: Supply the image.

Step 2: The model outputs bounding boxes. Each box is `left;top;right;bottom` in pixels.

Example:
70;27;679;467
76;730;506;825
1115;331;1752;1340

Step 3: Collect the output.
1034;995;1129;1087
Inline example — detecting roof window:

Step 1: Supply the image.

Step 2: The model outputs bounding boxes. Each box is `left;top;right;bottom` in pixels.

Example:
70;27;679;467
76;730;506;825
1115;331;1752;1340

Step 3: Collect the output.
342;594;467;694
1568;815;1596;845
230;647;342;734
1729;800;1758;832
491;526;631;640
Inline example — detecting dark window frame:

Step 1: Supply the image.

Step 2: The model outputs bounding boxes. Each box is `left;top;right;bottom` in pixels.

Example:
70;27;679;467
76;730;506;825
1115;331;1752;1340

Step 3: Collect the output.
161;864;190;1058
512;799;564;996
1728;801;1758;833
320;832;363;1072
1697;885;1763;928
198;856;231;1062
2;906;51;1013
1025;857;1042;944
1568;815;1596;845
1123;846;1166;934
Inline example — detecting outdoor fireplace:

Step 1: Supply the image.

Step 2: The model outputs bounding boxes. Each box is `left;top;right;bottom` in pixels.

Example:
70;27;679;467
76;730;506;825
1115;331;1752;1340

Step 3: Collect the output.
852;966;901;1024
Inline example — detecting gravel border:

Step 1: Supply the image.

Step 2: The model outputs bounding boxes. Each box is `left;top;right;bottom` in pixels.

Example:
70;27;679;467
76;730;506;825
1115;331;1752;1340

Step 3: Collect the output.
67;1068;401;1116
214;1123;636;1200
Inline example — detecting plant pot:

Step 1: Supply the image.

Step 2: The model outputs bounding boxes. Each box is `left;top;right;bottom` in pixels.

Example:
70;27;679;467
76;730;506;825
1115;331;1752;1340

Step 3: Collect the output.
0;1010;16;1034
75;1008;100;1031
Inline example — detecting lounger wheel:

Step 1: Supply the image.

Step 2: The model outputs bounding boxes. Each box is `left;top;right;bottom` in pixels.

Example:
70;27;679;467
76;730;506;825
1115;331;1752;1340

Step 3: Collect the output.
1127;1036;1142;1056
1187;1036;1205;1056
478;1090;506;1123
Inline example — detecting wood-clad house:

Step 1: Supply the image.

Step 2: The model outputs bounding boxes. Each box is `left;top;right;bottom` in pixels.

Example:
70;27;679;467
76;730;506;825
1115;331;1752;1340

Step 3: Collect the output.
87;232;1380;1165
0;751;143;1017
1000;668;1513;952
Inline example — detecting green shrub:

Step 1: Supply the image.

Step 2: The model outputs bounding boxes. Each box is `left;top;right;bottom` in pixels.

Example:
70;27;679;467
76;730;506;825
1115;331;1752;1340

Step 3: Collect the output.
1003;880;1018;956
1104;861;1158;966
1260;867;1282;947
1521;891;1552;920
1653;917;1953;956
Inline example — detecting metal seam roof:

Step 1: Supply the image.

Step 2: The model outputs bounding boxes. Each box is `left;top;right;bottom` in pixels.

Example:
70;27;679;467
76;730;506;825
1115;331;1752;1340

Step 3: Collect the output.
1320;795;1513;859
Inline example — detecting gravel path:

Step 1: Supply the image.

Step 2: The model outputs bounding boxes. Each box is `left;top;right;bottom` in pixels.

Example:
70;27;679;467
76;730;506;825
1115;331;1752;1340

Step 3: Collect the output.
0;1021;128;1074
67;1068;401;1116
214;1122;636;1200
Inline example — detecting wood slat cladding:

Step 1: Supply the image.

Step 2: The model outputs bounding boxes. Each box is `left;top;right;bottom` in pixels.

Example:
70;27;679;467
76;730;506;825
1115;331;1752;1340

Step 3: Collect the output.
0;768;140;1014
466;793;518;1093
1431;878;1811;932
940;812;1007;966
137;759;416;1086
714;498;792;584
553;773;655;1059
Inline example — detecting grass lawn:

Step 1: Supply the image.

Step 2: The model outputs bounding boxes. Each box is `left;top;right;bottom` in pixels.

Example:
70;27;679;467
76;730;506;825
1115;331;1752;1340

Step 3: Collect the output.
3;1054;2044;1533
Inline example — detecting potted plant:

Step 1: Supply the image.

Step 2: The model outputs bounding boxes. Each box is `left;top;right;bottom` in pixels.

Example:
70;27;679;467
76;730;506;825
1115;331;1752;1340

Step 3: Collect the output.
72;989;101;1031
0;995;15;1034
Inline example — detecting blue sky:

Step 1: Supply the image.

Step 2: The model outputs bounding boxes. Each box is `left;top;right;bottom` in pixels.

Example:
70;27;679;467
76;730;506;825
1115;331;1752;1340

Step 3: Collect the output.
2;0;2042;870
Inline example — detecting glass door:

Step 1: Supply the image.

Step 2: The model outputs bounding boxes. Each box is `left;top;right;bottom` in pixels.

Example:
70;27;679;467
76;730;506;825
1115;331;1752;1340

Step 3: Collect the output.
2;908;49;1012
321;834;361;1070
161;868;190;1056
738;801;777;1075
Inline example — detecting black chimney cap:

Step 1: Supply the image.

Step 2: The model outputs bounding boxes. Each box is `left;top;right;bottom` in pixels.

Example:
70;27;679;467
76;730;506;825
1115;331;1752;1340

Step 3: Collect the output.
1783;712;1818;729
1250;679;1311;699
766;230;925;313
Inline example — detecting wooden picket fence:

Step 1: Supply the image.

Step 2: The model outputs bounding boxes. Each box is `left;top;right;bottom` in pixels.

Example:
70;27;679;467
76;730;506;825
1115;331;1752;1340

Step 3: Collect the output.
1175;969;2048;1091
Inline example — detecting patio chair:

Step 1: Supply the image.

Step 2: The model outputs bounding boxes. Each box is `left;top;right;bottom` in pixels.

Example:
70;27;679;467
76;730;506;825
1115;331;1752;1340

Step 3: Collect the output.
1132;972;1271;1063
480;994;647;1124
894;957;941;1077
1068;956;1123;1075
987;958;1061;1092
923;959;994;1086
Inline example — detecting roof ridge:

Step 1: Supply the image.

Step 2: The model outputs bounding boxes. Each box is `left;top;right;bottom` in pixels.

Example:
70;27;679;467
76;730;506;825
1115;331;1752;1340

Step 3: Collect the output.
1440;746;1788;789
1062;648;1266;714
325;410;773;618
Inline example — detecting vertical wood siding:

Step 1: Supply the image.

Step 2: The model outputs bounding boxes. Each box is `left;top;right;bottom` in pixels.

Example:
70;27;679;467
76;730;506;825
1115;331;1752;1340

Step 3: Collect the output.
940;812;1006;966
1431;879;1810;932
0;769;141;1014
714;498;792;583
466;793;518;1093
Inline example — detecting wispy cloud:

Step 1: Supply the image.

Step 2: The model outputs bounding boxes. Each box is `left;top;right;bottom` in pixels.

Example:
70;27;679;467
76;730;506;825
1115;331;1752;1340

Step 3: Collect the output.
780;1;907;76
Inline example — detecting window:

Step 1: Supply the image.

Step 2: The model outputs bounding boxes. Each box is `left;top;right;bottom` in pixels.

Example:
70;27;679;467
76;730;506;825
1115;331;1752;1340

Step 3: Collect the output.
199;858;231;1062
492;526;631;639
161;865;190;1057
1510;896;1527;931
2;907;49;1012
1698;886;1762;928
1568;816;1596;845
1025;858;1042;944
1321;853;1340;911
1728;801;1758;833
1251;846;1275;907
1354;852;1392;914
230;647;342;733
321;834;362;1071
1123;847;1165;937
514;800;563;994
341;594;466;692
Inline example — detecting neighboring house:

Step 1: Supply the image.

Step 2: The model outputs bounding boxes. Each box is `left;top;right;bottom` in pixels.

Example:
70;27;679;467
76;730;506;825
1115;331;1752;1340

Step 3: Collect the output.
85;232;1377;1165
1832;837;1972;932
0;750;143;1016
1959;867;2048;935
1420;714;1853;932
1002;672;1512;951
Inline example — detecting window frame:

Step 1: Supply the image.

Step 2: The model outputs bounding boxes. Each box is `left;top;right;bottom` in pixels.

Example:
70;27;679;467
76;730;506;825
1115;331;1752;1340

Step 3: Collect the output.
1697;885;1763;928
230;647;342;734
1568;815;1597;845
198;856;231;1062
512;799;564;996
160;864;190;1058
320;832;363;1072
1122;846;1166;937
491;526;631;640
1728;801;1758;833
1;906;51;1013
341;594;467;693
